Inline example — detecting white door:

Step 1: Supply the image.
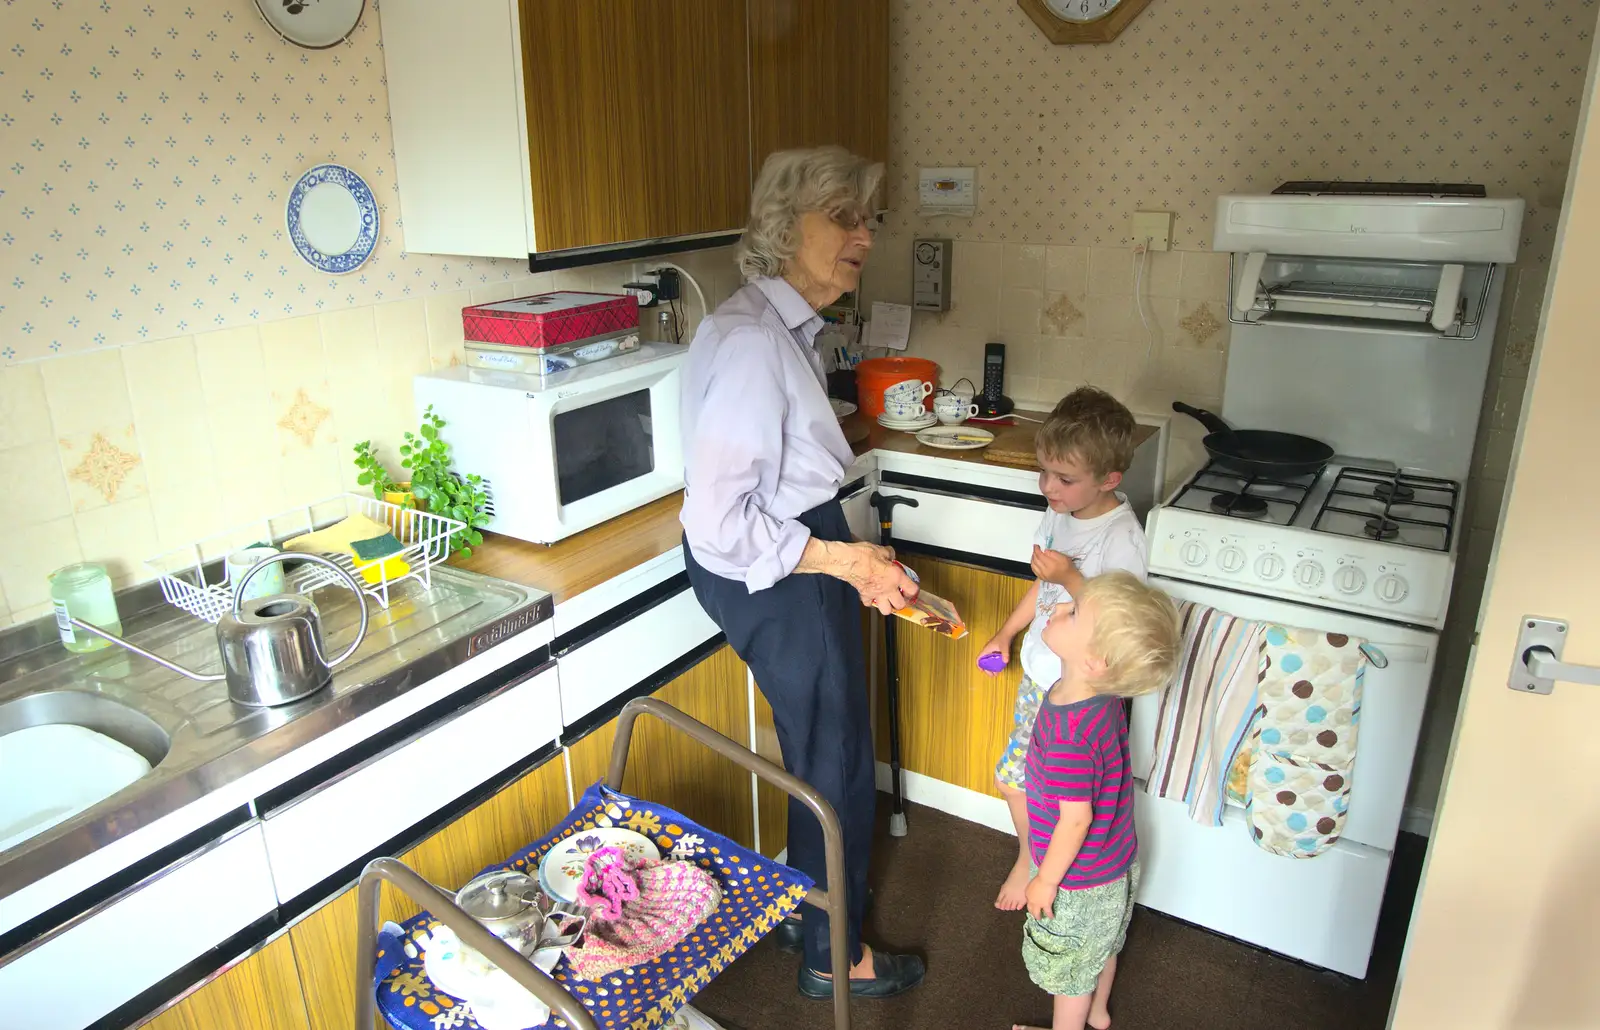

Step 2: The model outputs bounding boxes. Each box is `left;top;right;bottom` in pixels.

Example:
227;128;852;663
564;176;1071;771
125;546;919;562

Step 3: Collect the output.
1389;31;1600;1030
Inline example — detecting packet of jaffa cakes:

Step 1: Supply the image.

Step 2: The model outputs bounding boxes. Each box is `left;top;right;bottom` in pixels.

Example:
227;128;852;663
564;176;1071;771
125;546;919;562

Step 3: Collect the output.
890;563;967;638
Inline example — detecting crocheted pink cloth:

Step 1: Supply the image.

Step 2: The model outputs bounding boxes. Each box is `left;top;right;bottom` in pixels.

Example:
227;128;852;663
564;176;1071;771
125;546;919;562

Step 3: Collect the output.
568;848;722;980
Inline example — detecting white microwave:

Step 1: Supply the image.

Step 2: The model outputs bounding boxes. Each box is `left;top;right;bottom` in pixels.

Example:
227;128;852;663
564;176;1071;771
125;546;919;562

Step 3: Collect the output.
412;344;687;544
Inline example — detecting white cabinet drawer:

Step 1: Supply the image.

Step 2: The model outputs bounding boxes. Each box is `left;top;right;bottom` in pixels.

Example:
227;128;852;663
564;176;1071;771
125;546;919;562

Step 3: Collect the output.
841;484;878;544
557;587;718;726
1;823;274;1030
874;485;1042;565
261;663;560;904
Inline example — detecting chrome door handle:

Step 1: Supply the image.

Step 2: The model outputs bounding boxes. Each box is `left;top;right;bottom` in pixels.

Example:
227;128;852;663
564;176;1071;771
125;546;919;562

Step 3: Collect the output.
1508;617;1600;694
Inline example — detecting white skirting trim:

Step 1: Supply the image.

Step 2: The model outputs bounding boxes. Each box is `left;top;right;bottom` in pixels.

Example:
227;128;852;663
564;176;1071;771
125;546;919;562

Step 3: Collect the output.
773;848;788;865
875;762;1016;836
1401;805;1434;837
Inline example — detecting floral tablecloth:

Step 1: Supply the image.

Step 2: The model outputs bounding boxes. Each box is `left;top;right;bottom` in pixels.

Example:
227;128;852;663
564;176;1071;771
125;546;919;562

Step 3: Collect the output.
374;781;813;1030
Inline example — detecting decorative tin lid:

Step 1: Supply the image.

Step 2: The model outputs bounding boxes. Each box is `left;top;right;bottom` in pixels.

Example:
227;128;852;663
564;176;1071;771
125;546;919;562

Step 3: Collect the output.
470;292;630;319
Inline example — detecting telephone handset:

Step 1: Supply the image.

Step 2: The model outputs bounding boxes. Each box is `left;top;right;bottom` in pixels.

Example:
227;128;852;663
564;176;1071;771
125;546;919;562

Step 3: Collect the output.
976;342;1014;418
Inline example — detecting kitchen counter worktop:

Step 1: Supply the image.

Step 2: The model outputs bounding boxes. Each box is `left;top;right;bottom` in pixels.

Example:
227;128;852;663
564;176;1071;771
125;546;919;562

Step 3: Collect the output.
450;412;1137;608
845;409;1159;469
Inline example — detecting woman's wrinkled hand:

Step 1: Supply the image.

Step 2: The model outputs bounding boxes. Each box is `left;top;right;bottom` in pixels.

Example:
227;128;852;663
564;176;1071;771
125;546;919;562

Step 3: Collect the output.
848;543;919;615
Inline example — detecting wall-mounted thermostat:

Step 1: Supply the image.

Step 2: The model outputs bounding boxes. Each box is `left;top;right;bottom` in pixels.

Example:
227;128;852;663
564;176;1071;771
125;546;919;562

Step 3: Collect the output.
918;167;977;217
912;238;953;313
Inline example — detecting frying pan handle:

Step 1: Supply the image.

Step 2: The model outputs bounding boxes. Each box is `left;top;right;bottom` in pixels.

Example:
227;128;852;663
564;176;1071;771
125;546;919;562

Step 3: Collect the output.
1172;401;1232;436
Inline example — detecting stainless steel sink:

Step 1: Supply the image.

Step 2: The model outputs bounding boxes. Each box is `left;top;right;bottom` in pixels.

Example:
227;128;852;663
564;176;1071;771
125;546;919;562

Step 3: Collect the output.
0;564;551;903
0;690;171;767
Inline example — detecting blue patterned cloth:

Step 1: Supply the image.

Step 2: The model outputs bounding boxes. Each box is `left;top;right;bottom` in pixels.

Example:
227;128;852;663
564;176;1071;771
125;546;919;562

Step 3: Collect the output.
374;781;813;1030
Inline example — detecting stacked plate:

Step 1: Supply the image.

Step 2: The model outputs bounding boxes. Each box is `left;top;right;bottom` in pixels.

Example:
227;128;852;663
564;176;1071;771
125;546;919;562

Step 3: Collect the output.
877;409;938;432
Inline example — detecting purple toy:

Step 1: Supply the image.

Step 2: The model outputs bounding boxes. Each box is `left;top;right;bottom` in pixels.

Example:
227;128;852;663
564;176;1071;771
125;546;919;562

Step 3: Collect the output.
977;651;1008;674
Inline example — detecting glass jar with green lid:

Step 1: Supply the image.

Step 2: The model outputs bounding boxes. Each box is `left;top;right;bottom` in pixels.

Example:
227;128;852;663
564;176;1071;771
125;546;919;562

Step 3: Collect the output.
49;562;123;653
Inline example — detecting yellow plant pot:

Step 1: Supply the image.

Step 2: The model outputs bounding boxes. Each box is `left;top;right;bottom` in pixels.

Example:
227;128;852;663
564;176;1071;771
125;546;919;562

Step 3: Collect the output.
383;482;423;511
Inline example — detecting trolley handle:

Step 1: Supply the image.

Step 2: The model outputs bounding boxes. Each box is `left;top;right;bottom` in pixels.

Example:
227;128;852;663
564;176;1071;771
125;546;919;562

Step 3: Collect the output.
352;856;600;1030
607;697;855;1030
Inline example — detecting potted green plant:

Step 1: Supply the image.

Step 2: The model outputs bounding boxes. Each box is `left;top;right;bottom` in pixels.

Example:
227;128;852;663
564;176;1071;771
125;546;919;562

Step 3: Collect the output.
349;407;491;557
399;406;491;558
352;440;415;508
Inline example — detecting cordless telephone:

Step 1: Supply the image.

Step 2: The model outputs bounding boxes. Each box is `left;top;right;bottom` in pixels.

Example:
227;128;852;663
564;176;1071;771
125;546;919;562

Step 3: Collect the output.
976;342;1014;417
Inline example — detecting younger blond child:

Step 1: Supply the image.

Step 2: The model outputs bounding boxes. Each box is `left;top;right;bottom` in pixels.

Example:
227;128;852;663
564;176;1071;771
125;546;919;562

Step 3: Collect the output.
1012;571;1180;1030
979;386;1149;910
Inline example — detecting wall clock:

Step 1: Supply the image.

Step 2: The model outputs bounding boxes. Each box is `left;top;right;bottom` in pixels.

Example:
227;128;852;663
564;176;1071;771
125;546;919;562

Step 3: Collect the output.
1018;0;1155;44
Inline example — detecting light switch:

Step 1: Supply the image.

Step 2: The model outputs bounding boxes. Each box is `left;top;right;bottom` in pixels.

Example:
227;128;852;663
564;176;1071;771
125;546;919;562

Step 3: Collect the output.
1131;210;1173;251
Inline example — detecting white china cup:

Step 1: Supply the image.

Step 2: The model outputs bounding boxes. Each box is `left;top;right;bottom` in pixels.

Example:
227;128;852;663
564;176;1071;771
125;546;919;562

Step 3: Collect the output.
934;400;979;425
882;399;929;420
883;379;933;403
226;545;285;601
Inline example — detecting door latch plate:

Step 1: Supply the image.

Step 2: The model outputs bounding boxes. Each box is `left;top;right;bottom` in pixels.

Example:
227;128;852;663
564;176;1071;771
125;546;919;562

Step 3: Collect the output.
1507;616;1568;695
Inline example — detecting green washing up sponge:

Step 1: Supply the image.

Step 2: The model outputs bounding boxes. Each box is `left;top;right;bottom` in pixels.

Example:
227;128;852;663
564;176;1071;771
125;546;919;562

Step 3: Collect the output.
349;532;404;561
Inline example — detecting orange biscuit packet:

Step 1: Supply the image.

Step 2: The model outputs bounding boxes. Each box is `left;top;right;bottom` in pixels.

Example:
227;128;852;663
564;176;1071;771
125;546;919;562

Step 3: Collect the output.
892;588;967;638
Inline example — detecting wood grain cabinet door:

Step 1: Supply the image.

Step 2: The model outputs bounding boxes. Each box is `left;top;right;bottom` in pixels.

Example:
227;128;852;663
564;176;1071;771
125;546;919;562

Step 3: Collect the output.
748;0;891;176
139;935;310;1030
519;0;751;253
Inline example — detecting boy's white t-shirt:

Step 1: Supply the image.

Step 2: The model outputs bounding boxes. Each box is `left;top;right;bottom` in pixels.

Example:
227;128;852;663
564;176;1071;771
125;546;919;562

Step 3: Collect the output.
1019;495;1149;686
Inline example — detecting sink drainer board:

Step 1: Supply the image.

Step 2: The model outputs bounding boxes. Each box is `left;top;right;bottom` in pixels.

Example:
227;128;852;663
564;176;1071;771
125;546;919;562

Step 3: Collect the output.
145;494;463;624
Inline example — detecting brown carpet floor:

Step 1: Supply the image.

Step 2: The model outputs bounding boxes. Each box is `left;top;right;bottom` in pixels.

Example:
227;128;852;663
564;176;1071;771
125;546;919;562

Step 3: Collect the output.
694;796;1424;1030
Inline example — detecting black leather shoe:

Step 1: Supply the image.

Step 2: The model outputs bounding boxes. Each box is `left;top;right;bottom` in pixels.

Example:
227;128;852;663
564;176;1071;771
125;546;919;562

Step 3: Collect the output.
772;888;875;954
797;950;926;1000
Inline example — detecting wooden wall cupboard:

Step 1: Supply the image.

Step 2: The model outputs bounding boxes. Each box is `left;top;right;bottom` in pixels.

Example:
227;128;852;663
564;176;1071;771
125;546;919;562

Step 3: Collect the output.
378;0;891;262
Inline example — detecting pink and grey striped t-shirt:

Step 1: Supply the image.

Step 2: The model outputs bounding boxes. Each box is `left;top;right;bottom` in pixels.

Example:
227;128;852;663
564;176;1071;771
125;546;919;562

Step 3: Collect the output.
1024;693;1137;888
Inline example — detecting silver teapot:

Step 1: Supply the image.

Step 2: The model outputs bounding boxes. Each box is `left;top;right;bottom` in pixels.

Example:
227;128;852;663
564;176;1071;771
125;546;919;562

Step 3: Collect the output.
455;870;586;959
71;551;369;707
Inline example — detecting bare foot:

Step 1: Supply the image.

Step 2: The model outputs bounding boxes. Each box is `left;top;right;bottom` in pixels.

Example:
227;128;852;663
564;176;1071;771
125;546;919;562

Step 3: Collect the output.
995;854;1032;910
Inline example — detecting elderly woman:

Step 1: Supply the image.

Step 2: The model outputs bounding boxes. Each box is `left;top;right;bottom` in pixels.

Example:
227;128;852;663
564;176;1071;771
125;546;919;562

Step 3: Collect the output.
679;146;926;1000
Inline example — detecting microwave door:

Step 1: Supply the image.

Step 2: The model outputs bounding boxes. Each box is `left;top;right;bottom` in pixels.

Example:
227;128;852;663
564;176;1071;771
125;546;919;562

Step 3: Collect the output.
552;387;657;505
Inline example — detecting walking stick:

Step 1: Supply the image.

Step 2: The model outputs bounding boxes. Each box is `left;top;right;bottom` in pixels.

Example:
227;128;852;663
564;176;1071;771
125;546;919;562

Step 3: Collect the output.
869;491;917;837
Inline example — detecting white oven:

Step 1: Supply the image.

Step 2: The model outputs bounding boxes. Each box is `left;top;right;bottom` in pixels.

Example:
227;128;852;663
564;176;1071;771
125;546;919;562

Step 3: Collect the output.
413;343;687;544
1131;575;1436;979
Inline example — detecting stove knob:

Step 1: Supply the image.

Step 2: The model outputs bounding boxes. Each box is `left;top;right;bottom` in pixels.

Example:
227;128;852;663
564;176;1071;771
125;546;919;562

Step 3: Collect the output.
1255;553;1286;581
1180;540;1210;568
1217;545;1246;574
1293;560;1325;589
1375;572;1410;603
1334;564;1367;595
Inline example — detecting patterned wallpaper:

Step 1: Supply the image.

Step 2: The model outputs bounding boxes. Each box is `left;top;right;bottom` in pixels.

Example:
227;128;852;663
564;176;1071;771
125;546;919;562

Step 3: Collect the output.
0;0;526;364
881;0;1590;251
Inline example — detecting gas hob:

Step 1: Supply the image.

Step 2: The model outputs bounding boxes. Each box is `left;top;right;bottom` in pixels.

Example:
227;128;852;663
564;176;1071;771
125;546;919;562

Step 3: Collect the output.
1147;458;1462;628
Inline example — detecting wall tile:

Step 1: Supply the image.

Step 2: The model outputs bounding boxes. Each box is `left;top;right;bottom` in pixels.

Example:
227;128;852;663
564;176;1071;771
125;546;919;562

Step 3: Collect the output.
261;315;335;455
1146;250;1184;299
279;445;344;512
1038;336;1093;382
949;240;1003;331
59;425;148;514
39;349;135;439
0;365;53;451
1002;244;1046;290
424;291;472;372
1180;252;1232;304
147;478;225;555
321;306;389;462
1000;288;1043;336
1089;248;1135;296
0;517;83;612
0;442;73;527
1045;246;1089;295
75;498;161;587
1086;294;1135;344
124;336;215;493
1041;292;1088;336
1175;299;1230;351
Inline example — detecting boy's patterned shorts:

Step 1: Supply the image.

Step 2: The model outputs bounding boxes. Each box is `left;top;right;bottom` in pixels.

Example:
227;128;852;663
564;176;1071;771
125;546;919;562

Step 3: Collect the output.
994;672;1047;790
1022;861;1141;997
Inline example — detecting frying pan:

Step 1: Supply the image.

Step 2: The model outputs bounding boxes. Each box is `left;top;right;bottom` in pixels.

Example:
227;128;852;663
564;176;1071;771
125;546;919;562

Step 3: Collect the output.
1173;401;1333;478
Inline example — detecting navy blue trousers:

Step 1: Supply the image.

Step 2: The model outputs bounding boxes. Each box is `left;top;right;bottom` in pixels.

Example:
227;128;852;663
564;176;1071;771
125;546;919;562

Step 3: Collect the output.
683;500;874;973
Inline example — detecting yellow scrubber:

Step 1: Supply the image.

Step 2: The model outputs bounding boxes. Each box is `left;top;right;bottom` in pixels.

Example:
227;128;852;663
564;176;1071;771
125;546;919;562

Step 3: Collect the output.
284;514;412;585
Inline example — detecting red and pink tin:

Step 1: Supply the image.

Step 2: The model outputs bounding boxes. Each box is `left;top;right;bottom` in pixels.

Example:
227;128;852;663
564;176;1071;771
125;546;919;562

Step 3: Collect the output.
461;291;639;350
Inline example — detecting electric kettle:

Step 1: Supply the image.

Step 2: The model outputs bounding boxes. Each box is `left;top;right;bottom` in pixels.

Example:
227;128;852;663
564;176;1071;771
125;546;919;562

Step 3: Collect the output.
71;551;370;707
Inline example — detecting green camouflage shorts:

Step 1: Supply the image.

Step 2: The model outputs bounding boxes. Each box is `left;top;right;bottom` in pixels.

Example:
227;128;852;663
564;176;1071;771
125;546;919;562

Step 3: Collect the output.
1021;860;1141;997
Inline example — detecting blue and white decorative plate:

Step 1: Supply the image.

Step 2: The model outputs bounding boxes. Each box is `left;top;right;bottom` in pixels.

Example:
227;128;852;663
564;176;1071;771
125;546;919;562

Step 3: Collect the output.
285;164;378;274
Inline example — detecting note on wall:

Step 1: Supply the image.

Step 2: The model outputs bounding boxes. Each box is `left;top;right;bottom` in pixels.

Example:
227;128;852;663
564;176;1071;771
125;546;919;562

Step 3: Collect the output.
868;302;912;351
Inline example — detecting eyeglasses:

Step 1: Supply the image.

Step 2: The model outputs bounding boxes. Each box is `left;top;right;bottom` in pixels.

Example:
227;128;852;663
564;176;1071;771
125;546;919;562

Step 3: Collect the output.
828;206;878;234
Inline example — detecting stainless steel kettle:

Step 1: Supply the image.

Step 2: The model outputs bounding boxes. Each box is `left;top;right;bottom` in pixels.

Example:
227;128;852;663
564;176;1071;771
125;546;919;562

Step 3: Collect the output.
72;551;369;707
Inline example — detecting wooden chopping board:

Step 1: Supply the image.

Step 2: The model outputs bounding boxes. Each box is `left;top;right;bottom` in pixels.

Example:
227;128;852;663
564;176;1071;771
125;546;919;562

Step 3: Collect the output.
973;420;1043;469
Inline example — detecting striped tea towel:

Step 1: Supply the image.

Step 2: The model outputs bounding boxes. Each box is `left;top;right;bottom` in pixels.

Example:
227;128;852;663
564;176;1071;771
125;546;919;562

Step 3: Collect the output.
1141;601;1267;826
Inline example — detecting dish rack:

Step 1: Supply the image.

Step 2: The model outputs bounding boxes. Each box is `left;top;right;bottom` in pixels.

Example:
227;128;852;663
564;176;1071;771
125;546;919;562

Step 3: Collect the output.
145;494;464;625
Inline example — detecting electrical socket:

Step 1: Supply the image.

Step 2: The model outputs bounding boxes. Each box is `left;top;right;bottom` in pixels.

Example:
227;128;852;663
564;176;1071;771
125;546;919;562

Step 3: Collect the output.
1131;210;1173;251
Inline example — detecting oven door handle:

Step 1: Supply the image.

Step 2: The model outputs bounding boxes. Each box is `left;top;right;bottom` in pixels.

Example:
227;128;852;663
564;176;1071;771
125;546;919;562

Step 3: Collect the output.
1360;642;1429;669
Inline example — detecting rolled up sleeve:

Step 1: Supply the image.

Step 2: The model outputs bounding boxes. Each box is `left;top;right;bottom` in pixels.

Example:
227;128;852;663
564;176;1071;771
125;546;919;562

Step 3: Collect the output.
680;329;812;592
